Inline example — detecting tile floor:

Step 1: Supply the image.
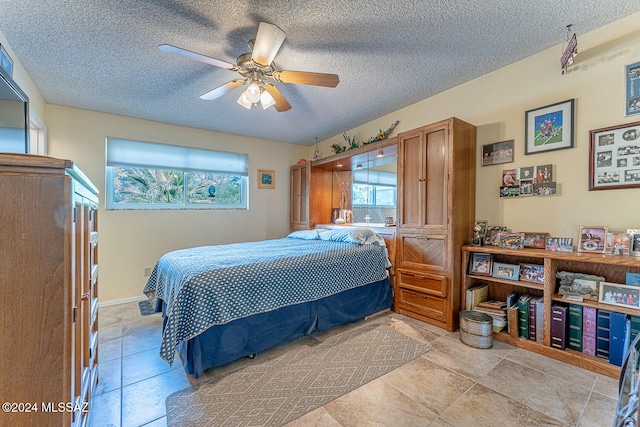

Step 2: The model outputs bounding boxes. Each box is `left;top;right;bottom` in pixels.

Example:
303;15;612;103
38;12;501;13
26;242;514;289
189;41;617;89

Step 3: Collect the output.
90;302;620;426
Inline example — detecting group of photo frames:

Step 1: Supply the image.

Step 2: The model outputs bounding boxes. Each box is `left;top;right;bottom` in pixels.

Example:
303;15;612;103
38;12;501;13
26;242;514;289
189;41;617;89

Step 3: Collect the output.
563;272;640;309
499;164;556;197
471;220;640;256
468;253;545;284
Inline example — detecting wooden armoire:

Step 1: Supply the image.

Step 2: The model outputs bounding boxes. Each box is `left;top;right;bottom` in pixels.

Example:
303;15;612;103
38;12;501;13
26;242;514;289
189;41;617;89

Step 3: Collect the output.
0;154;99;426
394;117;476;331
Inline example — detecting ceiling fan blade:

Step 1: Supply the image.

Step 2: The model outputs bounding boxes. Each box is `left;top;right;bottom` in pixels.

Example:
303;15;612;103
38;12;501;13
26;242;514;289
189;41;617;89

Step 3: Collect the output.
199;79;245;100
251;22;286;67
264;84;291;112
159;44;235;70
273;70;339;88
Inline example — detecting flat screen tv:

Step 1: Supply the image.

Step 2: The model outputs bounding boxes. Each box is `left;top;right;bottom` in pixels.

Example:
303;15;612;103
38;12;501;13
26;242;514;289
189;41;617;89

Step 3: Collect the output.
0;65;29;154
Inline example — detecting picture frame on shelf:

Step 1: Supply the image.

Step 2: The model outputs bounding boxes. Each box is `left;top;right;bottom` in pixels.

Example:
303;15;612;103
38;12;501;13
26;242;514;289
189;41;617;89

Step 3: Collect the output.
482;140;514;166
469;253;492;276
628;229;640;256
525;99;574;155
499;232;525;250
577;226;607;253
484;226;507;246
599;282;640;310
523;232;549;249
626;61;640;116
257;169;275;189
519;264;545;283
589;121;640;191
471;220;488;246
545;237;573;252
492;262;520;281
627;273;640;286
605;231;631;256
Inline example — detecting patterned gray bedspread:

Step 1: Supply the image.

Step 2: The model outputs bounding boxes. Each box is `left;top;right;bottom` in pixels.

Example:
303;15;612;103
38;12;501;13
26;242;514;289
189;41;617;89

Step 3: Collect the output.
143;238;389;364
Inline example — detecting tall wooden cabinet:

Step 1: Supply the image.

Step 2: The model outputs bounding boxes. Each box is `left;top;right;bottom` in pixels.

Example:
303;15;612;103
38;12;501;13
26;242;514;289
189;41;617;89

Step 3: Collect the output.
289;161;332;231
0;154;99;426
394;118;476;331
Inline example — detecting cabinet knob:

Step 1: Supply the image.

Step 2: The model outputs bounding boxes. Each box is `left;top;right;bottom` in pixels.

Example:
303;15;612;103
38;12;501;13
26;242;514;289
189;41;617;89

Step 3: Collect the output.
81;293;90;301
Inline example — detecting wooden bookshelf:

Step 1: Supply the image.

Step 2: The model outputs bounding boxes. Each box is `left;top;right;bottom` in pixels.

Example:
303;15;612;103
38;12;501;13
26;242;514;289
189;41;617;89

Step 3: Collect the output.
462;245;640;378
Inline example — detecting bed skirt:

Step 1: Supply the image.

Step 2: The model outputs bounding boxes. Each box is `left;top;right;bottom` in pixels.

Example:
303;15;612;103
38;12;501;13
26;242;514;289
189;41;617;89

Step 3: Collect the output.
162;277;391;378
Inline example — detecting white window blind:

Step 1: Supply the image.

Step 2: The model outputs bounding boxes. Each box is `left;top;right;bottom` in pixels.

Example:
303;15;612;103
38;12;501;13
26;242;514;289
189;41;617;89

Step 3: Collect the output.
352;169;397;186
106;137;248;175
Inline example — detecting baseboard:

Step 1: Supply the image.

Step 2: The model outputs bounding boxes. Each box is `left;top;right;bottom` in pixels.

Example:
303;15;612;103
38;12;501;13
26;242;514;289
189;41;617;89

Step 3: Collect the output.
99;295;147;307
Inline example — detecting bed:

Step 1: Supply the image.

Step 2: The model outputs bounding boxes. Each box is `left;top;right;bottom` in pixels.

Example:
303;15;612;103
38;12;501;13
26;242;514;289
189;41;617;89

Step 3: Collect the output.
143;227;392;378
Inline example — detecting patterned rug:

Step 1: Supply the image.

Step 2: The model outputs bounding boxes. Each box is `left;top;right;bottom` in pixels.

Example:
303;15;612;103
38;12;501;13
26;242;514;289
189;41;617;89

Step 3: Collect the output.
165;324;430;426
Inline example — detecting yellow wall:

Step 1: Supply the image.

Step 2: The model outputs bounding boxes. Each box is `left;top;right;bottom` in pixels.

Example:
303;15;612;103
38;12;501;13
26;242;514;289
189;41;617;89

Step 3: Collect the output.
316;12;640;239
46;106;307;302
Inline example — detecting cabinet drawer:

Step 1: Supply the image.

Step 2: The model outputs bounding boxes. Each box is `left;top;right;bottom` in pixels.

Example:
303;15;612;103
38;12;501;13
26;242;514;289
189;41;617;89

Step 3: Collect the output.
398;270;447;297
397;233;447;271
397;287;446;322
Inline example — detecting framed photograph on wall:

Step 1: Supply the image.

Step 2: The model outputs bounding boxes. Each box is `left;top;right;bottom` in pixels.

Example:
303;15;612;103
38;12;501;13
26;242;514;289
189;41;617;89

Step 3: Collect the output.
482;140;514;166
626;61;640;116
525;99;574;155
589;121;640;191
257;169;275;189
0;44;13;77
577;226;607;253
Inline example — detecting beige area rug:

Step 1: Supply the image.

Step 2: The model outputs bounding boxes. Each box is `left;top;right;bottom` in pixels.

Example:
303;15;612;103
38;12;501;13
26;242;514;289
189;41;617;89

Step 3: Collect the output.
165;324;430;426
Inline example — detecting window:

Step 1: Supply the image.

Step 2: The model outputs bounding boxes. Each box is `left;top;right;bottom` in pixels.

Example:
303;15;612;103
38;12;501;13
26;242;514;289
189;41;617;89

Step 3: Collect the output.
351;169;396;207
106;138;248;210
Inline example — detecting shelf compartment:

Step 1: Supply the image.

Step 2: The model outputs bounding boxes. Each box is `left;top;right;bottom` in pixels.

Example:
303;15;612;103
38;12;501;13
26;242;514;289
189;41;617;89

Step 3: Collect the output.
467;274;544;291
551;293;640;317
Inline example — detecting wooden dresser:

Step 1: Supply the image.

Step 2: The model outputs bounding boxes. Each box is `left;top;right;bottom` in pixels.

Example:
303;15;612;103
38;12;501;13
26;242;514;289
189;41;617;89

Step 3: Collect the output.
395;118;476;331
0;153;99;426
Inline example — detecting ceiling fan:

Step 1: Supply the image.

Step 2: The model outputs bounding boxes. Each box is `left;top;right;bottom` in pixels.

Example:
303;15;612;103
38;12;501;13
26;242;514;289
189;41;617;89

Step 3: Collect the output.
159;22;340;112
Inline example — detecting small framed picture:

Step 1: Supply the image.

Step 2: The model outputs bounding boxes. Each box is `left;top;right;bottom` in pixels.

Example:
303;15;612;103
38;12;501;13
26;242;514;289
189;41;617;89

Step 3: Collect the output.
626;61;640;116
523;233;549;249
482;140;514;166
257;169;275;189
519;166;535;180
519;264;545;283
599;282;640;310
519;179;534;195
502;169;518;186
627;273;640;286
331;208;341;224
484;226;507;246
535;164;553;183
578;226;608;253
500;232;525;250
546;237;573;252
525;99;574;155
472;220;488;246
469;253;492;276
628;229;640;257
605;231;631;256
492;262;520;281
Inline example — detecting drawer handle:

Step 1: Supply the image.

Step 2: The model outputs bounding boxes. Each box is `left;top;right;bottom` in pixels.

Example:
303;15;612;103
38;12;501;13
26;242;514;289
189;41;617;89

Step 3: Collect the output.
408;291;427;299
415;236;430;240
413;275;427;280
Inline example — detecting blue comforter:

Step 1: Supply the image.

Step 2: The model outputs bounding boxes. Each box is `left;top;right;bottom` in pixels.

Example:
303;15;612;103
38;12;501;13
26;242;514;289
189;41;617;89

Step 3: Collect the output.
143;237;389;364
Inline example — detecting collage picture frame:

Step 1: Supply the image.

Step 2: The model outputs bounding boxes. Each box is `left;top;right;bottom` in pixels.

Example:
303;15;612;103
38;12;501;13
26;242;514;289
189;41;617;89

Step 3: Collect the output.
589;121;640;191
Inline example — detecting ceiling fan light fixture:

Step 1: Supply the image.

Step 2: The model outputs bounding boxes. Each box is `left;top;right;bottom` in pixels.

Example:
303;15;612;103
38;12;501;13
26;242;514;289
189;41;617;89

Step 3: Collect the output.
260;90;276;110
237;92;252;109
245;81;261;103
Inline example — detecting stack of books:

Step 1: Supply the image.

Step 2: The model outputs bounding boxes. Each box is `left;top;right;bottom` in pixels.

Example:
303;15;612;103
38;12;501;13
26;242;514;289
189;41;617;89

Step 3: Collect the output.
473;300;507;332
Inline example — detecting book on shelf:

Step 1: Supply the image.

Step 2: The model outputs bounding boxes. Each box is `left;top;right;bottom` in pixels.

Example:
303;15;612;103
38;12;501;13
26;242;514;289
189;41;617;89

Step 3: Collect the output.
630;315;640;344
550;304;568;350
582;306;597;356
609;311;629;367
528;297;541;341
472;307;507;320
535;298;544;344
507;303;519;338
518;295;533;339
476;300;507;310
465;284;488;310
596;309;610;360
506;292;519;309
568;304;583;352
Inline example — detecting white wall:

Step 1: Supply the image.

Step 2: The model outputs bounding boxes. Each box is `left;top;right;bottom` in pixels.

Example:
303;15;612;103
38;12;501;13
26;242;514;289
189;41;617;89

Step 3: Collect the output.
46;105;307;302
315;12;640;240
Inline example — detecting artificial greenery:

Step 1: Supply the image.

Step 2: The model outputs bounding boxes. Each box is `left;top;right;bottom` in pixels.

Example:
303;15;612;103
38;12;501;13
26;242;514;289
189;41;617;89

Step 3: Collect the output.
330;120;400;154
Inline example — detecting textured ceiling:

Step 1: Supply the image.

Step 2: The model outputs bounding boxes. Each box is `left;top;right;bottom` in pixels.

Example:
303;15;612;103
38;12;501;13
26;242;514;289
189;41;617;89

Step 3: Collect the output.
1;1;639;145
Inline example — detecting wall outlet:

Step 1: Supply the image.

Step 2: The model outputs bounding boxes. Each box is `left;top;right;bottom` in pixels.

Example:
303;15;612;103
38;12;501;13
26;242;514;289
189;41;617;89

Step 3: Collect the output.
144;267;152;277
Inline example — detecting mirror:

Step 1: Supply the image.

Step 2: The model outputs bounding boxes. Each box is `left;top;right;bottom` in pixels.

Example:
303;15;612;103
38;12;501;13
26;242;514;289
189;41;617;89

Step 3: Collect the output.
0;67;29;154
350;162;397;225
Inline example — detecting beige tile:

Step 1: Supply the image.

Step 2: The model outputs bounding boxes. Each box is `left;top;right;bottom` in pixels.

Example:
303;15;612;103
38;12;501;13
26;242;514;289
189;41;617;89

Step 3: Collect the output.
121;369;191;427
95;357;121;395
441;384;565;427
477;358;589;426
122;326;163;356
100;323;123;342
579;392;617;427
428;418;454;427
386;317;442;344
507;348;597;391
423;336;504;380
593;374;619;400
285;407;343;427
389;313;448;336
324;377;438;426
100;337;122;362
122;346;179;386
380;357;474;414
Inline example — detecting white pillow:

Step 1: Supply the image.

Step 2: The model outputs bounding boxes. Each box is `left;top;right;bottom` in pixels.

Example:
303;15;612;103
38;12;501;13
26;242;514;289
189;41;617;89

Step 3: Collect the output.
287;229;321;240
